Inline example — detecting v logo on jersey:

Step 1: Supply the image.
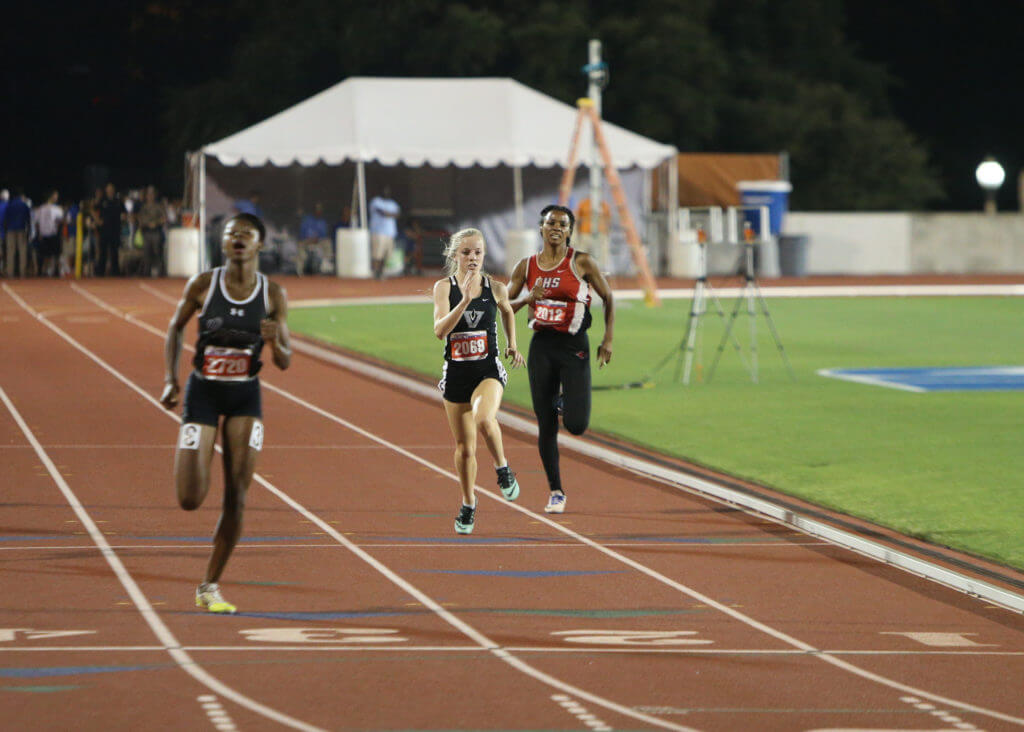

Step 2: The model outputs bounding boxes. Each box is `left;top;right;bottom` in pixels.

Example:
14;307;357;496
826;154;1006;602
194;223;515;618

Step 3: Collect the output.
230;307;245;317
463;310;484;328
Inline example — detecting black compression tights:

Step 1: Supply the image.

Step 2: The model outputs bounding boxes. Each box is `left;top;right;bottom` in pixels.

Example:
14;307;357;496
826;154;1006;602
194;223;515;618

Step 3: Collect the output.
527;331;591;493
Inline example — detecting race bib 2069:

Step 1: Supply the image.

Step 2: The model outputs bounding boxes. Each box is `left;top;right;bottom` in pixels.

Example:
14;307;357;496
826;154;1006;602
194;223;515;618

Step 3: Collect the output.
450;330;488;362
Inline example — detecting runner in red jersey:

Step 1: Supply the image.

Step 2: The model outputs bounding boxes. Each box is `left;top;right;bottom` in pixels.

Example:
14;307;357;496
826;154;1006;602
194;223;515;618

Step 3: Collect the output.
507;205;615;514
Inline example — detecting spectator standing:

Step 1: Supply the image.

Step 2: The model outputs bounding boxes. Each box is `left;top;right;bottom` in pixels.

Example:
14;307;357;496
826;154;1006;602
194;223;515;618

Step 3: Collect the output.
2;188;32;277
233;191;263;219
33;190;63;277
95;183;125;276
137;185;168;277
297;202;329;275
62;197;81;276
0;189;8;274
369;186;400;279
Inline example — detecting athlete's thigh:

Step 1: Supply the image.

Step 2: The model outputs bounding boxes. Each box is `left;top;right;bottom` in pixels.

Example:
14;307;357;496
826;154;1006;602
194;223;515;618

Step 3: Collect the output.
559;343;591;429
443;400;475;445
470;378;504;422
220;416;263;488
527;338;559;414
175;421;218;506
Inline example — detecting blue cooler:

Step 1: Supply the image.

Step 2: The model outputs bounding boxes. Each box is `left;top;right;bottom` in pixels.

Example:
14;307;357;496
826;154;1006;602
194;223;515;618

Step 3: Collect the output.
737;180;792;237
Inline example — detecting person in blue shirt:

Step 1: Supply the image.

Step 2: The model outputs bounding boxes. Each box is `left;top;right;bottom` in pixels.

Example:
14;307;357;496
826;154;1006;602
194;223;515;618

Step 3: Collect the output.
233;191;263;219
369;186;400;279
2;188;32;277
0;189;8;273
297;202;330;275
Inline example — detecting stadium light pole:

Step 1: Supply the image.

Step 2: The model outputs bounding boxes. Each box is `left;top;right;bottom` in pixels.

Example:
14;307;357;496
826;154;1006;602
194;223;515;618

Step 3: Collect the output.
975;157;1005;215
584;40;608;266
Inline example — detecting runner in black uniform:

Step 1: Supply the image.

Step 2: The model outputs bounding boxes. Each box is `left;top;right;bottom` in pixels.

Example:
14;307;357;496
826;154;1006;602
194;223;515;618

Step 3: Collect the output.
160;213;291;613
433;228;525;534
507;205;615;514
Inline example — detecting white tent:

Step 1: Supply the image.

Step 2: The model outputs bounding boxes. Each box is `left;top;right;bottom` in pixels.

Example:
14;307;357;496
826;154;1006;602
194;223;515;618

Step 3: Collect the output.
190;77;677;274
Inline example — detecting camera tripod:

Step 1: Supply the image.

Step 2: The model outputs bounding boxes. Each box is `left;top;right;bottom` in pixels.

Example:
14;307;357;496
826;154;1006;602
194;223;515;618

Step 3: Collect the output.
706;240;795;383
644;235;747;385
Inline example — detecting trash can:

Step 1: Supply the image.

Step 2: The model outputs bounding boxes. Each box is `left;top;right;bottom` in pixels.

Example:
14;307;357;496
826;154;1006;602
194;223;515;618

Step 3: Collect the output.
777;234;809;277
737;180;792;237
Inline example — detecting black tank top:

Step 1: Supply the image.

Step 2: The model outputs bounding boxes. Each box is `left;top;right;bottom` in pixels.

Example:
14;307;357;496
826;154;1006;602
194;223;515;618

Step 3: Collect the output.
444;275;498;364
192;266;269;380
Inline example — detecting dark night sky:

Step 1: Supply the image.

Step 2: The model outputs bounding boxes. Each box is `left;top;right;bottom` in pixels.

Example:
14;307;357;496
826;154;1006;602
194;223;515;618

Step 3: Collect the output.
2;0;1021;212
842;0;1024;212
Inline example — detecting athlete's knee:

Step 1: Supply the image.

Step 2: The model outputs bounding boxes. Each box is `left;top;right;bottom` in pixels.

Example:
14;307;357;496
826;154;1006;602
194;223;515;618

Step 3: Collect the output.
563;414;589;436
454;442;476;462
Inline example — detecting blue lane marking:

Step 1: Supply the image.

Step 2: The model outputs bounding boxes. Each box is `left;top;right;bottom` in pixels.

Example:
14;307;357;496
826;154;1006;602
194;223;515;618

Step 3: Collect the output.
414;569;626;578
818;366;1024;392
375;536;550;544
0;665;160;678
125;536;319;542
233;611;413;620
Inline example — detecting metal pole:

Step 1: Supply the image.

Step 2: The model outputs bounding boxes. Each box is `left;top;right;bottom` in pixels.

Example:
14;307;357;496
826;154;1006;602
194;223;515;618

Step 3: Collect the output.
587;39;604;267
199;152;207;272
356;159;368;229
667;155;678;278
513;165;524;230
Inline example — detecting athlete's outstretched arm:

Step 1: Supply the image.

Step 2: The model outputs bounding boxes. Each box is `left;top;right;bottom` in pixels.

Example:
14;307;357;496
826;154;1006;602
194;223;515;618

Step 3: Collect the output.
493;281;524;368
160;273;207;408
576;252;614;367
262;282;291;370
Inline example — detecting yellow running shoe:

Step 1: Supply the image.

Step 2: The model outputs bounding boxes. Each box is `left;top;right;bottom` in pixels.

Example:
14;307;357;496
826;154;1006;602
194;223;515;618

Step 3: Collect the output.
195;582;237;614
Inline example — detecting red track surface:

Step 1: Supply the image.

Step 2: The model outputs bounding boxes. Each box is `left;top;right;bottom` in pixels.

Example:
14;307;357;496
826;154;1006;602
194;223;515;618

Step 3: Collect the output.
2;276;1024;732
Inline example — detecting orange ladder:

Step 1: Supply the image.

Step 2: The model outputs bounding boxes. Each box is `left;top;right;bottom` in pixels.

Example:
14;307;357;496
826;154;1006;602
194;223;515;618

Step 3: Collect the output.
557;98;660;305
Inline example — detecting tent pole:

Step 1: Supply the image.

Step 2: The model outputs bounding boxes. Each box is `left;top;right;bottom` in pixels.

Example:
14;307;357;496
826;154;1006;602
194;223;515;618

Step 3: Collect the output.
356;159;368;229
199;152;207;272
513;165;524;230
667;153;678;278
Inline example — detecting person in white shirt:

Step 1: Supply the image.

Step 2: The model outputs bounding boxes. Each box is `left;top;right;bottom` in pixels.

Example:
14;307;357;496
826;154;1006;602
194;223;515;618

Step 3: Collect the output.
33;191;63;277
368;186;400;279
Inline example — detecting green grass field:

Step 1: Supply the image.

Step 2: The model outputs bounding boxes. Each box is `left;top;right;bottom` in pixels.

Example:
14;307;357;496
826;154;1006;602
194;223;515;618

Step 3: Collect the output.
289;295;1024;570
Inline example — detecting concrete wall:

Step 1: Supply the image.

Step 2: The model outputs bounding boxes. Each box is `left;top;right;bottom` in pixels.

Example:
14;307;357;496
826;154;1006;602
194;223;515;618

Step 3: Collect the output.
781;212;1024;275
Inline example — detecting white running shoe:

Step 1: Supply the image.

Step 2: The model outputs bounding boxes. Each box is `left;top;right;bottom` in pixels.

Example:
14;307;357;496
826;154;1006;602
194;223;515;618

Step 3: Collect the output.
195;582;237;614
544;492;567;514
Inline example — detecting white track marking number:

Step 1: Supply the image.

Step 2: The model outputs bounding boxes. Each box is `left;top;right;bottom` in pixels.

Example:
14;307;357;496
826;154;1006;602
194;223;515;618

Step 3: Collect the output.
552;629;713;646
880;632;996;647
239;628;406;644
0;629;97;642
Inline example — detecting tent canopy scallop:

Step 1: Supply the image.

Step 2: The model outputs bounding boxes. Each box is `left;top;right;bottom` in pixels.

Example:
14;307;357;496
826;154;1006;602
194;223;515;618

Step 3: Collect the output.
202;77;676;170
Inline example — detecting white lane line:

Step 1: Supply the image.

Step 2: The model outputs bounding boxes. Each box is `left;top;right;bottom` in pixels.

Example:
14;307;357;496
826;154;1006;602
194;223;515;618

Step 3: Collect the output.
4;645;1024;657
281;283;1024;308
3;287;330;731
78;283;1024;727
291;336;1024;616
0;383;323;732
817;367;927;393
17;285;699;732
197;695;239;732
551;694;613;731
0;541;830;551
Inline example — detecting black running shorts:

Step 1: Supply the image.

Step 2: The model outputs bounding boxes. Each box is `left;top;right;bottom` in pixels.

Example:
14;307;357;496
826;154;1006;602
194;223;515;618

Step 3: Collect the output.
182;371;262;426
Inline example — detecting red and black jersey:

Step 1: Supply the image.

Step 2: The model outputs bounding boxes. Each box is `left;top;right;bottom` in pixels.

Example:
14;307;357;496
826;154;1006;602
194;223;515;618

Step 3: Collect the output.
525;247;591;335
